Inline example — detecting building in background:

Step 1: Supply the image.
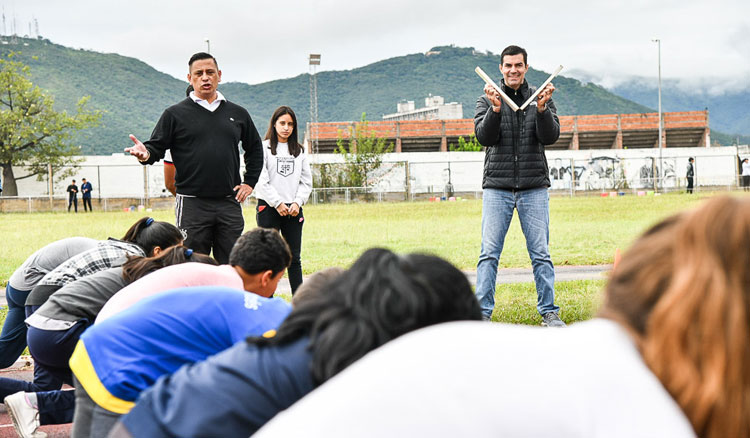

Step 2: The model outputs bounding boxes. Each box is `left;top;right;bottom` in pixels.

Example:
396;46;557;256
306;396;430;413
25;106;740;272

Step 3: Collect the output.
382;95;463;122
311;110;711;153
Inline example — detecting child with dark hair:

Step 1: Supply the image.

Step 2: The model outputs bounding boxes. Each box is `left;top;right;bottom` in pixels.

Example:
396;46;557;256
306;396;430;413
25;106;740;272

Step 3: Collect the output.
0;237;98;370
97;227;291;321
62;229;293;437
257;197;750;438
25;217;183;311
1;246;213;436
255;106;312;294
110;248;481;437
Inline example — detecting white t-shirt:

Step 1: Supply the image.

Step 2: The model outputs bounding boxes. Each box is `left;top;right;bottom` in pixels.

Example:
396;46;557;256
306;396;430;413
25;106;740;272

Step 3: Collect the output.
256;319;695;438
254;139;312;208
742;161;750;176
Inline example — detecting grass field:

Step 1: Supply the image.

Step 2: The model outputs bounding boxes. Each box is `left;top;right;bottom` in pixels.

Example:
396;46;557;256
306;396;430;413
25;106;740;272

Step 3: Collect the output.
0;192;729;324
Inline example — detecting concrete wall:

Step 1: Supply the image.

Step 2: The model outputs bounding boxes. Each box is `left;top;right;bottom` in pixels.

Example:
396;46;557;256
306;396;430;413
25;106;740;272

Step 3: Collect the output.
3;146;747;200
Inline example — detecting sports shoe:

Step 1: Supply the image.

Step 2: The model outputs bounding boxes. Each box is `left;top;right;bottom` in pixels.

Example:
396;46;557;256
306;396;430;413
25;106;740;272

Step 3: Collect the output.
4;392;46;438
541;312;566;328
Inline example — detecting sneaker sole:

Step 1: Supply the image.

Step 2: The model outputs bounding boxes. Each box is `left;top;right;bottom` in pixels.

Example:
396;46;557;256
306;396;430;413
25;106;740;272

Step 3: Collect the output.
4;396;46;438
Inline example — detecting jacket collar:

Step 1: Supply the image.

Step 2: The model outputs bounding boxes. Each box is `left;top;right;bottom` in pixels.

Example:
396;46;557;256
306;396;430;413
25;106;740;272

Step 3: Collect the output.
500;78;530;99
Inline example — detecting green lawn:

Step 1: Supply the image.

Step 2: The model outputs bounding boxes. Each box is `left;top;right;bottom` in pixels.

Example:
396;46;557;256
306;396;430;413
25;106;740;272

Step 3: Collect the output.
0;192;727;325
0;192;713;282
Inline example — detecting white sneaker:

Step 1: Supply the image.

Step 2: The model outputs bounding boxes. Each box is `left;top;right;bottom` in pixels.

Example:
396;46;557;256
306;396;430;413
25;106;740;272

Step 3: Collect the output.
4;392;47;438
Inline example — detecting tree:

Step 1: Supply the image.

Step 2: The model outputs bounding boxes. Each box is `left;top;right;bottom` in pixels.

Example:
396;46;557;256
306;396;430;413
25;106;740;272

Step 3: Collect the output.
0;53;101;196
335;113;393;188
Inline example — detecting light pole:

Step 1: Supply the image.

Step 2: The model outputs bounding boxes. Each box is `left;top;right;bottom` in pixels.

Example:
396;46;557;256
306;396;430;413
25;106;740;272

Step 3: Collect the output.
205;38;210;53
652;38;663;189
309;54;321;154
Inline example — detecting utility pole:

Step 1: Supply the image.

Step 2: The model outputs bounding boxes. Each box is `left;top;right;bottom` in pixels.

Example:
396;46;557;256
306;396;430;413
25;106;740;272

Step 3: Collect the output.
652;38;663;189
309;54;321;154
205;38;210;53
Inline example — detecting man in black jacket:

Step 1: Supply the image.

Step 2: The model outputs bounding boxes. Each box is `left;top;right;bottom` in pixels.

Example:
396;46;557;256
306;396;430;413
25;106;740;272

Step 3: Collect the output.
125;53;263;264
474;45;564;327
66;179;78;213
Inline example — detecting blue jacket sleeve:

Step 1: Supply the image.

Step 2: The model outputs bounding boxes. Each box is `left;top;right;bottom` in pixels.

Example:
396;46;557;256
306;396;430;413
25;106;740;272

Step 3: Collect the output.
120;337;315;438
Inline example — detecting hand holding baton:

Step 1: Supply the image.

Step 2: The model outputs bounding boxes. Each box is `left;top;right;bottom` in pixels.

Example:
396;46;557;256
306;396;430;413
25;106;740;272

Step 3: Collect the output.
520;65;563;110
475;66;519;112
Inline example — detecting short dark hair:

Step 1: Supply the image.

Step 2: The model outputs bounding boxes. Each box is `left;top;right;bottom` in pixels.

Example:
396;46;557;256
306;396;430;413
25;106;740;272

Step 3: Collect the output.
82;178;86;181
229;228;291;276
689;157;695;162
292;267;344;307
252;248;482;385
122;244;217;283
188;52;218;70
121;217;184;257
500;45;528;66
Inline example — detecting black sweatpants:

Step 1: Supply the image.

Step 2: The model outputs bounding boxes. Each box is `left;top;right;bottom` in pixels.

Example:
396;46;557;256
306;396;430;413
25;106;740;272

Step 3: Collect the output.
256;200;304;294
82;197;93;212
68;195;78;212
175;195;244;264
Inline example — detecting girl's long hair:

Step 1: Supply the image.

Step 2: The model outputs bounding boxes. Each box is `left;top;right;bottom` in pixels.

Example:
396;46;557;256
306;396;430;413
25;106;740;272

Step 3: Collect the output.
600;196;750;437
121;245;217;283
250;248;482;385
265;106;302;157
120;217;184;256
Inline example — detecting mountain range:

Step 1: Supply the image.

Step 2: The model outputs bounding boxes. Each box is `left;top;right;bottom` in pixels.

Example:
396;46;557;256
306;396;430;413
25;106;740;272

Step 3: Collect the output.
1;37;746;154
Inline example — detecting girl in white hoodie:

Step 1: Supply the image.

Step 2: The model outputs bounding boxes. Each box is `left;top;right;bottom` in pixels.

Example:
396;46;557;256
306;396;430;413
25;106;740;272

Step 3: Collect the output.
254;106;312;294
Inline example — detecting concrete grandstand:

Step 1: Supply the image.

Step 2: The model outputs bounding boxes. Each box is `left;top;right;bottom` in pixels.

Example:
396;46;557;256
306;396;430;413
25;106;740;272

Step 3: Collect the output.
307;110;710;153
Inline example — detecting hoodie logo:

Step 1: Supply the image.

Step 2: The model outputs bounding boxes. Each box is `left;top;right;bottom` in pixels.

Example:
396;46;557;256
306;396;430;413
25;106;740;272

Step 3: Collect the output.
229;117;235;122
277;158;295;177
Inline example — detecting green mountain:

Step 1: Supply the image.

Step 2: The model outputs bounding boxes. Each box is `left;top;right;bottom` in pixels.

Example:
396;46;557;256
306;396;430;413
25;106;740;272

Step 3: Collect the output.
1;37;186;155
608;78;750;144
3;39;737;154
222;44;652;134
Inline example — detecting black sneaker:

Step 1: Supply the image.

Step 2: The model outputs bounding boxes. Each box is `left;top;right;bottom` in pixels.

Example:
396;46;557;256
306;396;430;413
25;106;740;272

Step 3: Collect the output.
541;312;566;328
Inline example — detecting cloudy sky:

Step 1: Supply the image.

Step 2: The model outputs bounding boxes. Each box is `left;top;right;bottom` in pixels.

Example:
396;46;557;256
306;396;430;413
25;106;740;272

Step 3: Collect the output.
6;0;750;91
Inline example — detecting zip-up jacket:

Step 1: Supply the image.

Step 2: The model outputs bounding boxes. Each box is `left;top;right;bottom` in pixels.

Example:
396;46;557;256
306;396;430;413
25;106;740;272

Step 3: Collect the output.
474;79;559;190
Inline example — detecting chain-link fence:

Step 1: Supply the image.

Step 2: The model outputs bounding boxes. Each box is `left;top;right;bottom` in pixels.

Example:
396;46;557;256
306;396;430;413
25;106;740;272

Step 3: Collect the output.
1;149;747;212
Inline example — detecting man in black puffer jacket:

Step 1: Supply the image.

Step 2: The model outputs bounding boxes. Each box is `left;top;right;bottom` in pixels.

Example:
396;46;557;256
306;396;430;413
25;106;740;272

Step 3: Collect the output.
474;45;565;327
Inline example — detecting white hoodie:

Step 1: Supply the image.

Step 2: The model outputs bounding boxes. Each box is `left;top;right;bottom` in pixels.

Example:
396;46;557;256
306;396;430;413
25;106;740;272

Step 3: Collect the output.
254;139;313;208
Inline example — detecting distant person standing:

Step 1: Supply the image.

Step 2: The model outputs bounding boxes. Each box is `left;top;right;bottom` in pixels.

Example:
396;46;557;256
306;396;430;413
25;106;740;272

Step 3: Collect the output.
473;45;564;327
67;180;78;212
124;53;264;264
81;178;93;212
255;106;313;294
741;158;750;191
686;157;695;194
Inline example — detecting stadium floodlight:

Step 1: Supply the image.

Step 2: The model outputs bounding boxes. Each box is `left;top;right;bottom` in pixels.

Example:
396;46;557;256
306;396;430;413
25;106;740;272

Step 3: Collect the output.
652;38;663;189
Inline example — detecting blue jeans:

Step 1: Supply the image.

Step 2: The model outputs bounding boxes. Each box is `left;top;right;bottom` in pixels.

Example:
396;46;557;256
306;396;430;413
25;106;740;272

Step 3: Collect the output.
0;284;31;368
475;187;558;318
